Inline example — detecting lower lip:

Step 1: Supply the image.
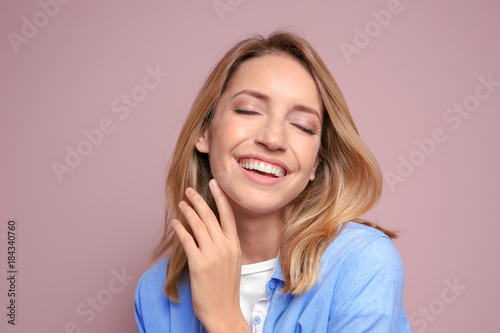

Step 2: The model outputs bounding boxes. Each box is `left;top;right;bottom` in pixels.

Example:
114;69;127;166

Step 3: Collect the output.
237;162;287;186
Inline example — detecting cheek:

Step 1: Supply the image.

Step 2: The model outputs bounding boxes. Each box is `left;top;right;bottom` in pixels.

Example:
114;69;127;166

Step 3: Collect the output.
233;119;258;139
213;116;255;141
210;159;240;190
291;137;321;168
206;125;248;188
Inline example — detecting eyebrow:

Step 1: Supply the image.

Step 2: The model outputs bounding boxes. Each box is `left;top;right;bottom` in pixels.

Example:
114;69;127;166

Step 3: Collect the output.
232;89;322;121
232;89;270;102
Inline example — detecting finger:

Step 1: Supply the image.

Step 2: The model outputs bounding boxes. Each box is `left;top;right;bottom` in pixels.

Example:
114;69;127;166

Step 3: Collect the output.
178;201;213;249
209;179;238;239
171;219;199;259
185;187;223;242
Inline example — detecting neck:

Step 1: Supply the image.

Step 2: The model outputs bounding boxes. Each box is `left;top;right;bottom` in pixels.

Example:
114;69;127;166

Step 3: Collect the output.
231;206;283;265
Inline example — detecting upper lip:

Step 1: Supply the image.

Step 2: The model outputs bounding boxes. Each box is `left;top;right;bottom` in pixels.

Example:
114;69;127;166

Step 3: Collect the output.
235;154;291;175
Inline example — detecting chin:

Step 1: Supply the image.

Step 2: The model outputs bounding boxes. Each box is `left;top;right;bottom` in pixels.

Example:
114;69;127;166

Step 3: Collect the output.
228;192;289;216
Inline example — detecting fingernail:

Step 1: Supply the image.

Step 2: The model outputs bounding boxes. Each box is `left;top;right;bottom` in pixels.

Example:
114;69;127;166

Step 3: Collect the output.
186;187;196;196
179;201;188;207
209;179;219;189
171;219;179;225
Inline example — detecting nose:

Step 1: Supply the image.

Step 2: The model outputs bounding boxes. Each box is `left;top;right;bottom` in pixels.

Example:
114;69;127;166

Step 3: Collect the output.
255;116;286;151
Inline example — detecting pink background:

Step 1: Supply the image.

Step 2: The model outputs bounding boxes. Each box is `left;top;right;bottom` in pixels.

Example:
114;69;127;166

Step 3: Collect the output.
1;1;499;332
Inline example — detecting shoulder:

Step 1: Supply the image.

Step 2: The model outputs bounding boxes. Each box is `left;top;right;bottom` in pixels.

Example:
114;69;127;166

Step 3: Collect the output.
320;222;404;282
136;257;168;294
135;257;169;312
322;223;409;330
135;258;201;332
330;221;393;250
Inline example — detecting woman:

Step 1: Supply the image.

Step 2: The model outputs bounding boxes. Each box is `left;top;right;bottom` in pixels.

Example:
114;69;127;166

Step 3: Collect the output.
135;31;411;332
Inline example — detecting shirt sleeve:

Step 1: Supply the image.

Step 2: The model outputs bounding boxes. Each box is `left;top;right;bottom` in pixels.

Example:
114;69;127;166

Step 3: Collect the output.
134;273;147;333
327;236;411;333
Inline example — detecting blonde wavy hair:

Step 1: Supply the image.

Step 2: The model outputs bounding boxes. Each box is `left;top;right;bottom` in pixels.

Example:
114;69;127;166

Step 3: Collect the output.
152;30;396;301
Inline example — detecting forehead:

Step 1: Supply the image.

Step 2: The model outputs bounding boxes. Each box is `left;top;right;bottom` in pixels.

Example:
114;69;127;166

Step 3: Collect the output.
224;54;323;110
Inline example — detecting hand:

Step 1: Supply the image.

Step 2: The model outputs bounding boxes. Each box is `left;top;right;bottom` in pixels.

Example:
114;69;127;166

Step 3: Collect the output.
171;179;250;333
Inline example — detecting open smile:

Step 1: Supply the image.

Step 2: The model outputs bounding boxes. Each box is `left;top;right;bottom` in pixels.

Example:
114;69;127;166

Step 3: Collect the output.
238;158;287;178
235;155;291;185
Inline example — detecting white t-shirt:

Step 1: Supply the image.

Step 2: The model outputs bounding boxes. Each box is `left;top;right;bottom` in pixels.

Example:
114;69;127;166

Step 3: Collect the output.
240;257;278;326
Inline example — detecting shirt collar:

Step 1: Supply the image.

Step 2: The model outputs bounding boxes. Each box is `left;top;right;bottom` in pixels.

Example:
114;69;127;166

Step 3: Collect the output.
271;254;285;282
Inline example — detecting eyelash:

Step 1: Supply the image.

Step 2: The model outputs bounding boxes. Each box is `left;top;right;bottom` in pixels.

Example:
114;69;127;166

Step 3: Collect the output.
234;109;258;116
293;124;318;135
233;109;318;136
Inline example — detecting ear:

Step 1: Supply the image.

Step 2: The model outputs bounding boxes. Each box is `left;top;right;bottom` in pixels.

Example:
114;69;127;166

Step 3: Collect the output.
309;157;321;181
195;127;210;154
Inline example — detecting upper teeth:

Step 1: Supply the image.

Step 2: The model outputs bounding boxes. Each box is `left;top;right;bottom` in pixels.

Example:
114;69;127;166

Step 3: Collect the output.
238;158;286;178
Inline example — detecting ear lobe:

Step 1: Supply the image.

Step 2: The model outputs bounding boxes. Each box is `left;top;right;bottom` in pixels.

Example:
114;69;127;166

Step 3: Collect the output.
309;158;321;181
195;128;210;153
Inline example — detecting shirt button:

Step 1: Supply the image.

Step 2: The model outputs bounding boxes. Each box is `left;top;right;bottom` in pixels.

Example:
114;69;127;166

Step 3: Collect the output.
268;280;276;290
253;316;262;325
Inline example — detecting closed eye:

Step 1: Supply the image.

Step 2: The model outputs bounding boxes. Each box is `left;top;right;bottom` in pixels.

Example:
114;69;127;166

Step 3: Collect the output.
233;109;260;115
292;124;319;135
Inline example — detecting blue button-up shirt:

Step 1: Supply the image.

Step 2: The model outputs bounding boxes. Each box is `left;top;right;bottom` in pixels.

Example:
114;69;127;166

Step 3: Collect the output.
135;222;411;332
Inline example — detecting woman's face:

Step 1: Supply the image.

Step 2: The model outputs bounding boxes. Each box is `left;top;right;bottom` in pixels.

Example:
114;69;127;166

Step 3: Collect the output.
196;54;323;217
